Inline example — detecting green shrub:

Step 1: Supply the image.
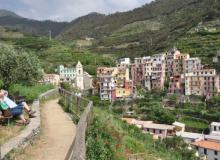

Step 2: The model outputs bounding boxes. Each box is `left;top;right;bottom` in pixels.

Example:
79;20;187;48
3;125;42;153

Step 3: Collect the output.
112;107;123;114
0;44;42;88
88;96;110;107
9;84;54;102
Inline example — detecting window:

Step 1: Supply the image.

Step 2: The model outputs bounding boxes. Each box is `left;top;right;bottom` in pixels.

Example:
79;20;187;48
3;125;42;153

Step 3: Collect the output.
214;158;218;160
214;126;217;131
204;148;207;155
214;150;218;155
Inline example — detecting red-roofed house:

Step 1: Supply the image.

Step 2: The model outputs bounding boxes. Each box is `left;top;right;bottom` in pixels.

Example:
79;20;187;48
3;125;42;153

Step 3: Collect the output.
192;140;220;160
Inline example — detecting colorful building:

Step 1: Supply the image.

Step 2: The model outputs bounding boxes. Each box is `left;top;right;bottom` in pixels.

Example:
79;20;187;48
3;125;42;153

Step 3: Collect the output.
42;74;60;86
183;57;202;74
122;118;175;139
192;140;220;160
173;53;190;76
97;67;133;101
168;74;185;94
57;65;76;82
149;54;166;90
185;68;219;99
117;58;131;68
131;61;145;86
165;48;181;77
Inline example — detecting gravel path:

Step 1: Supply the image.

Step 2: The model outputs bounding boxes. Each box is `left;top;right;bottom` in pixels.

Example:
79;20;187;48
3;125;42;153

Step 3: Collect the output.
16;99;76;160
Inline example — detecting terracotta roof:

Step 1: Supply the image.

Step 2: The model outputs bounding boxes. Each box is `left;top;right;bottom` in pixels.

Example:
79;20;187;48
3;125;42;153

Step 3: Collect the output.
192;140;220;152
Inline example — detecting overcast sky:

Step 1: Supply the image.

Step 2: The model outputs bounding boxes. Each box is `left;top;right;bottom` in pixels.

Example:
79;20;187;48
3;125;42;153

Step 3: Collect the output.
0;0;153;22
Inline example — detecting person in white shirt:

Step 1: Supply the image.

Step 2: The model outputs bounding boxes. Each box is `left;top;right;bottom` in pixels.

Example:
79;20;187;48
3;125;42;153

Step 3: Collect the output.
1;90;36;118
0;91;29;125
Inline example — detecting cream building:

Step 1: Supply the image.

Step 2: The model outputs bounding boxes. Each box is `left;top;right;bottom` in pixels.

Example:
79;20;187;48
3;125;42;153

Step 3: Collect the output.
57;65;76;82
42;74;60;86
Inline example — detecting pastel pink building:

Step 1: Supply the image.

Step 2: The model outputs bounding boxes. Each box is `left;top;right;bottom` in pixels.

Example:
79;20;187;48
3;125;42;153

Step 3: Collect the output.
131;61;145;86
122;118;175;139
169;74;185;94
185;68;219;99
166;48;181;77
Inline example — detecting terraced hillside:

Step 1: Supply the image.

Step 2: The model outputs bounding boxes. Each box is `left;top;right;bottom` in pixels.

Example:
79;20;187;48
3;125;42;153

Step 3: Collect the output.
176;19;220;69
59;0;220;61
0;34;115;75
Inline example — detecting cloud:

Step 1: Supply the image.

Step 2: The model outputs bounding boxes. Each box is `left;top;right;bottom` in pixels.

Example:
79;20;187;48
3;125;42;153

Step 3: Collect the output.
0;0;153;21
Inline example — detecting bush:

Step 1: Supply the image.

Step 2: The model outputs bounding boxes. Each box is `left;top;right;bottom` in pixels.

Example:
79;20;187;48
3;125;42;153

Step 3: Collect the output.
112;107;123;114
88;96;110;107
60;82;73;91
9;84;54;102
0;44;42;88
86;117;115;160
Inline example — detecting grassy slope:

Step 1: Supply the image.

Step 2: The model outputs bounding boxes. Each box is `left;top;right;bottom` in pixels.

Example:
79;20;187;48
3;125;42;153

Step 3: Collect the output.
86;107;194;160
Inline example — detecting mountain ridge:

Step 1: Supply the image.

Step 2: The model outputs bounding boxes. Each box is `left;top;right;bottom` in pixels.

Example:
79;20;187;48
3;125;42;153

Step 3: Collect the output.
0;9;68;37
0;9;21;18
57;0;219;59
0;0;220;63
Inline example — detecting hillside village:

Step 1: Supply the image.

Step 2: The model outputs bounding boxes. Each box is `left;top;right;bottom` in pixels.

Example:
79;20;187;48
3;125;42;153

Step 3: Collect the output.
97;48;219;101
43;47;220;159
96;48;220;160
0;0;220;159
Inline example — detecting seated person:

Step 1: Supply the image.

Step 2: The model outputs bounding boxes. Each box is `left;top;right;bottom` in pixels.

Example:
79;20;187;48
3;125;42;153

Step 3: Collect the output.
0;92;29;125
0;90;36;118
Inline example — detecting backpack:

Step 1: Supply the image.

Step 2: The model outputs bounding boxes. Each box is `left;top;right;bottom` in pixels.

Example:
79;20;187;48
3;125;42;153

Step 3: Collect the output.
0;101;12;118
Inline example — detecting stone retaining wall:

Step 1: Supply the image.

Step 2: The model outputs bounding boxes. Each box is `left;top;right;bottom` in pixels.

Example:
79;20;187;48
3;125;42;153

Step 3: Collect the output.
0;88;58;160
68;101;93;160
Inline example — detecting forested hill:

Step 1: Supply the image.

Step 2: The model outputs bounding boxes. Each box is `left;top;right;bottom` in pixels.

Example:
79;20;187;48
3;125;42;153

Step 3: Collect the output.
59;0;220;59
0;0;220;63
0;9;68;37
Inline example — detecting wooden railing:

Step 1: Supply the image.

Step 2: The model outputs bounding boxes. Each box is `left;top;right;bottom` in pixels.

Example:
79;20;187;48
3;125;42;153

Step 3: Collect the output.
59;89;93;160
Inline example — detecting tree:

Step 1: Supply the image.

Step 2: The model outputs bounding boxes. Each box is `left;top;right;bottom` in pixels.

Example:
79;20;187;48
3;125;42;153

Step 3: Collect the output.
0;44;42;88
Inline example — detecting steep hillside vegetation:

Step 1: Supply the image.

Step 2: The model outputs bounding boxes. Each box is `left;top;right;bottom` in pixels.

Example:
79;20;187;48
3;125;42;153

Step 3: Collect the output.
176;19;220;69
59;0;220;61
0;10;68;37
0;34;114;75
0;0;220;66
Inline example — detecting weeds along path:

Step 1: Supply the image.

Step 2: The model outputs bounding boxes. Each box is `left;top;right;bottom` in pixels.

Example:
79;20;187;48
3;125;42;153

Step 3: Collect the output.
16;99;76;160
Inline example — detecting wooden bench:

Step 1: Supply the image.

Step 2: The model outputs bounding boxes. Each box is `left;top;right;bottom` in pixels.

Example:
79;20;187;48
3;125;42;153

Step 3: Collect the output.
0;109;13;126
